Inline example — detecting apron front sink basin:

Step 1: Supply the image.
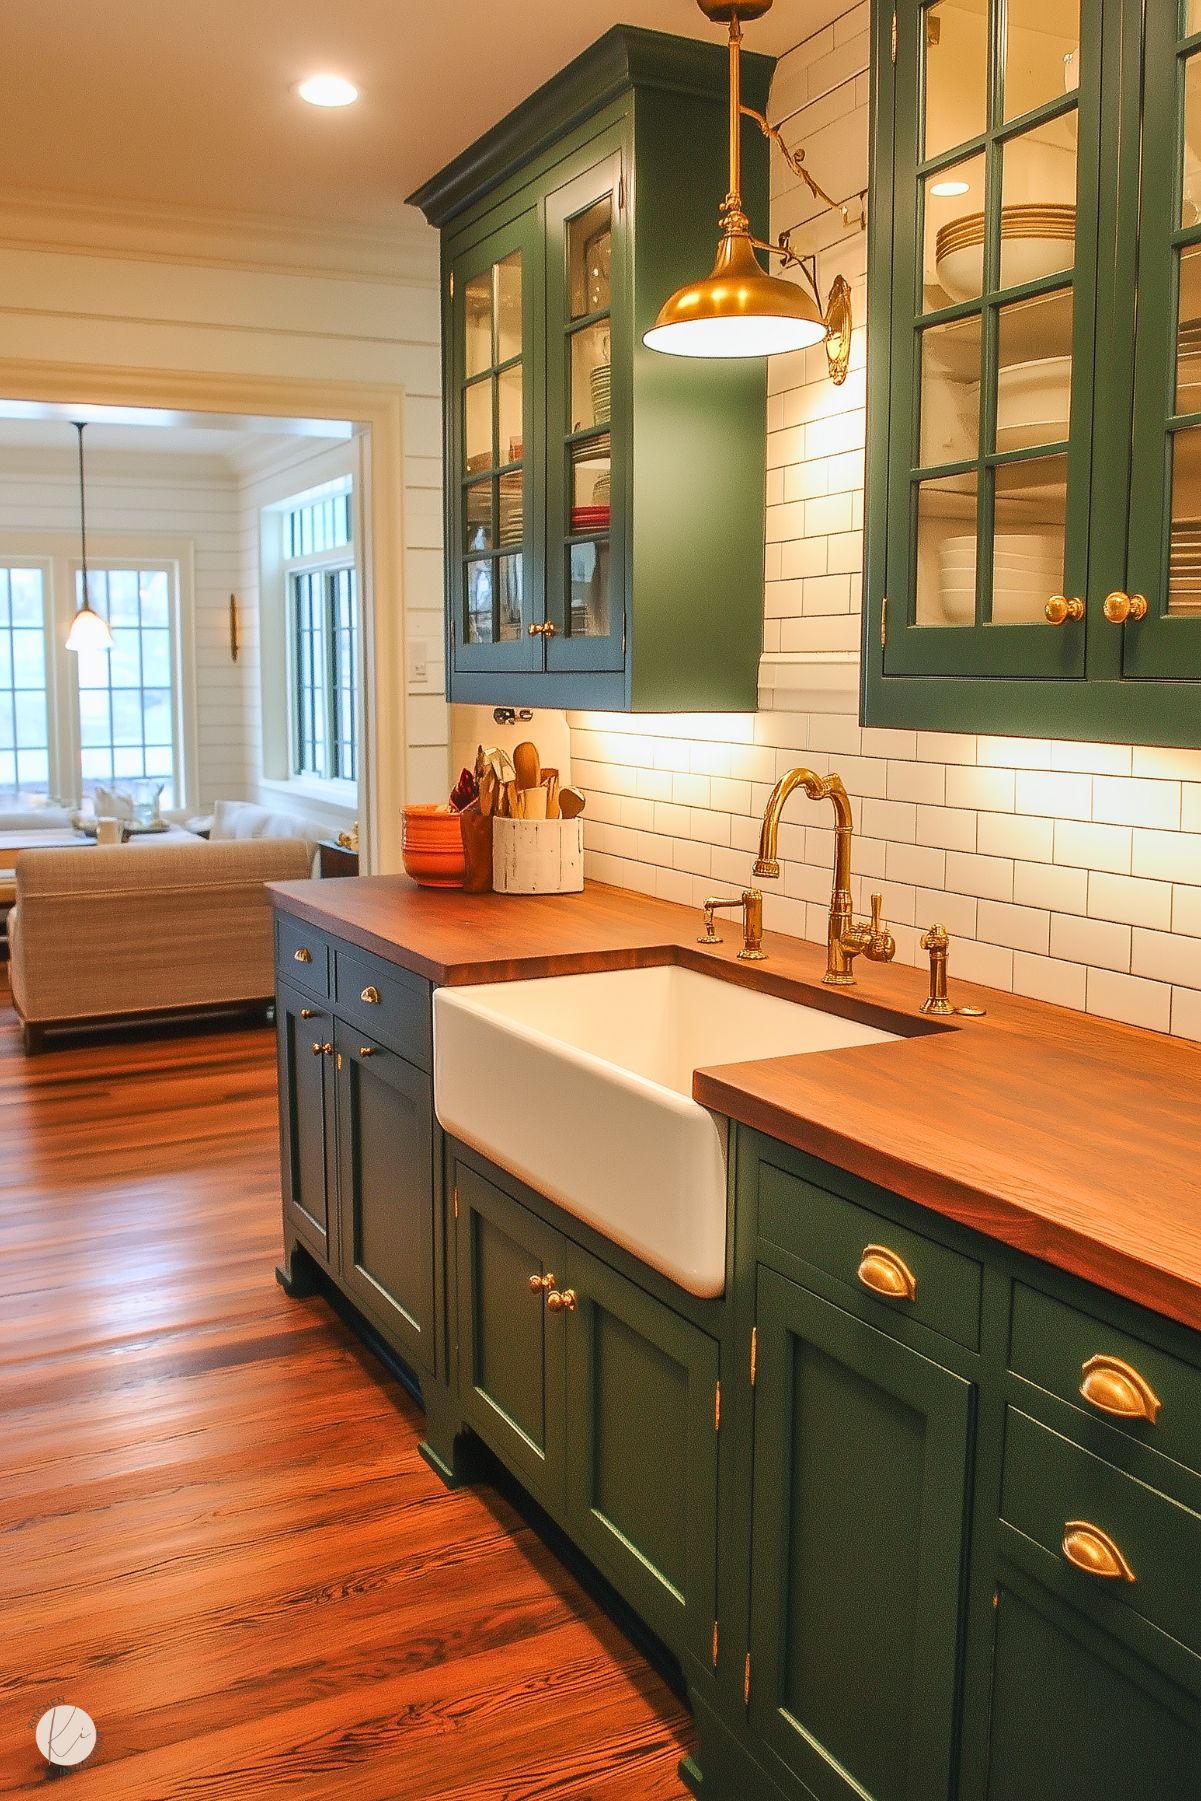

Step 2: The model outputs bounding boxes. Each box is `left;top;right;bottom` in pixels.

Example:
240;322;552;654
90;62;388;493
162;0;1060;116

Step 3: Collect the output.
433;963;899;1298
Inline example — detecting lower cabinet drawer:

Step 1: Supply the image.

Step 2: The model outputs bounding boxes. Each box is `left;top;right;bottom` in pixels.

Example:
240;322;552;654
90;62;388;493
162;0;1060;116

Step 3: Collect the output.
333;946;432;1069
1010;1283;1201;1477
1001;1407;1201;1663
275;914;330;997
756;1151;982;1351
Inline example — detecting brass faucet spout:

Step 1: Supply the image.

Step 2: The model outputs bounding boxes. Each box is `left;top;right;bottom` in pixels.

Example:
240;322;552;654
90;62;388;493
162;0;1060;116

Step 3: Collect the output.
752;767;883;985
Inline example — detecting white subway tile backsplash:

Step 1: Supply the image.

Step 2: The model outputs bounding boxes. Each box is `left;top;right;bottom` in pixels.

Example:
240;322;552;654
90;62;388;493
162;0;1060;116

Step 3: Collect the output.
565;21;1201;1041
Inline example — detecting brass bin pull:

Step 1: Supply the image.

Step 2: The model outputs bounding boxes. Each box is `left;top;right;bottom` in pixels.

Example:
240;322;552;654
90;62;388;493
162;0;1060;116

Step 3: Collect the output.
293;946;313;963
546;1288;577;1313
1044;595;1085;625
528;1272;556;1294
1062;1521;1136;1583
857;1244;918;1302
1080;1355;1161;1424
360;985;381;1005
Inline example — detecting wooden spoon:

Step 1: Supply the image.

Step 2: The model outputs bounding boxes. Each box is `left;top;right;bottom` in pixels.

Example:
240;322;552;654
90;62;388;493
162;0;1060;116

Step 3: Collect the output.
479;768;496;818
558;786;586;819
513;740;540;792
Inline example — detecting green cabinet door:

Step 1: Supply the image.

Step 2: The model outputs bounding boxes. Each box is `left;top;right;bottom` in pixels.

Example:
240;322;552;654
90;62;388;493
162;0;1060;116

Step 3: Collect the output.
447;208;545;679
748;1267;973;1801
455;1163;566;1508
276;978;337;1267
561;1240;718;1667
334;1025;436;1378
985;1567;1201;1801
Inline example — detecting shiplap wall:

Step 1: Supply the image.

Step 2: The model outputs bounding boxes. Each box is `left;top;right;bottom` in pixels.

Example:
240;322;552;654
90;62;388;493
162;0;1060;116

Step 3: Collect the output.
569;3;1201;1042
0;451;248;806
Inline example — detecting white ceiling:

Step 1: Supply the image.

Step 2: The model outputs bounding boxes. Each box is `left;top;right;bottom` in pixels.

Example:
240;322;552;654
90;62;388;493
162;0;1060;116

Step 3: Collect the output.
0;405;353;467
0;1;834;232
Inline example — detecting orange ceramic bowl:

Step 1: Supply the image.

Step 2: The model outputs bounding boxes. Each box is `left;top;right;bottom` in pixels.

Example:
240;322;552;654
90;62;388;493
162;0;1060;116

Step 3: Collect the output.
402;805;466;888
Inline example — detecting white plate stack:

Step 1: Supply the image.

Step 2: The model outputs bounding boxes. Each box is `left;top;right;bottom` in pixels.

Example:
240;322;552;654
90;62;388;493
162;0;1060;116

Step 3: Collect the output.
937;532;1063;625
1170;517;1201;615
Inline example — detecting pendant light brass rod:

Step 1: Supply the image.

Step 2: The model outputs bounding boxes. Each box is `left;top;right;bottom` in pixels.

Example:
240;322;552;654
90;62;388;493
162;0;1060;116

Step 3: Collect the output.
726;13;743;223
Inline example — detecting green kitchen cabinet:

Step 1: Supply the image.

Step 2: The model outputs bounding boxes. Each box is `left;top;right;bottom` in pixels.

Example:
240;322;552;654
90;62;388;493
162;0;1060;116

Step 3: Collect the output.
334;1021;437;1378
453;1155;719;1665
274;930;442;1384
275;978;337;1268
746;1266;973;1801
984;1567;1201;1801
864;0;1201;744
410;27;771;713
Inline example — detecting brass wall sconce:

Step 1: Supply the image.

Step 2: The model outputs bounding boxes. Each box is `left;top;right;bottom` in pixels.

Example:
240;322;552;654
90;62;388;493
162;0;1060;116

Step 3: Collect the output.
644;0;862;381
229;592;240;664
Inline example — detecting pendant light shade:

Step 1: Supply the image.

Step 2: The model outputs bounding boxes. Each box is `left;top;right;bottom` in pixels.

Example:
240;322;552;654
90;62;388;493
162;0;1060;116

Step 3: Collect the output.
643;231;827;359
66;422;112;655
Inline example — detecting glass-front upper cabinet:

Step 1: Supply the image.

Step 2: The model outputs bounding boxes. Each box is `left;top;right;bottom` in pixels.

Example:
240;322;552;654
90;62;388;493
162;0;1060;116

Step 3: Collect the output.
544;149;625;675
866;0;1201;746
449;212;543;676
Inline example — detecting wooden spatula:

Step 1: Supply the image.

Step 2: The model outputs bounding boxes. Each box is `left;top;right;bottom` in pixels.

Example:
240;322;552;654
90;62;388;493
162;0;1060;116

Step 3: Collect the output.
513;740;540;792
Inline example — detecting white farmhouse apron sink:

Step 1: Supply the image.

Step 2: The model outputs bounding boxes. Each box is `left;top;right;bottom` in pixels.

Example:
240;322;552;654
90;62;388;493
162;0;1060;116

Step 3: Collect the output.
433;964;899;1299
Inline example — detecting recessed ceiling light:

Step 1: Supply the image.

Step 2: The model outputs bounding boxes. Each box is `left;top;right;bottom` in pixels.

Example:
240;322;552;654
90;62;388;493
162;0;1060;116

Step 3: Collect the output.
297;75;359;108
930;179;970;197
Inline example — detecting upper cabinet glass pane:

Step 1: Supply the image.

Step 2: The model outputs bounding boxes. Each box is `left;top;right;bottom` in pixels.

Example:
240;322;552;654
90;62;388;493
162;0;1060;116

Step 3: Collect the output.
465;273;493;379
496;252;522;364
996;287;1073;450
1177;242;1201;413
919;313;982;465
568;197;612;321
1003;0;1080;121
924;1;988;161
999;125;1077;289
464;378;493;472
924;153;987;307
1189;1;1201;37
1184;54;1201;227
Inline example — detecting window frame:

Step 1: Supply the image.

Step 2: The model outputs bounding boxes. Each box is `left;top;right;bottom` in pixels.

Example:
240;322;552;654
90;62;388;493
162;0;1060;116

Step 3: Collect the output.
280;484;359;791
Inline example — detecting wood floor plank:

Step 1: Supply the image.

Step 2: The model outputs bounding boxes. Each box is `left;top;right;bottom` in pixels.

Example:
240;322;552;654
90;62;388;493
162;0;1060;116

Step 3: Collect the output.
0;982;691;1797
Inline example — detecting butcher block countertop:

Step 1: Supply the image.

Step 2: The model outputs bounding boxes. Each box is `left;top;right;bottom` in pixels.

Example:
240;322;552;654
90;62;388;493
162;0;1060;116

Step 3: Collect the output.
270;876;1201;1333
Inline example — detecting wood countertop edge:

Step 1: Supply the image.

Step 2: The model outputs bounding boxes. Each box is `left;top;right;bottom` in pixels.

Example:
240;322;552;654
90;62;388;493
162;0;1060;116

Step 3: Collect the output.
268;878;1201;1335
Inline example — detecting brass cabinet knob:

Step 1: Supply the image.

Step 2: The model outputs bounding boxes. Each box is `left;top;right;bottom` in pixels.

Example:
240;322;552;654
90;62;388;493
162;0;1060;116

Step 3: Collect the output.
1103;591;1148;624
1062;1521;1136;1583
527;621;557;637
857;1244;918;1302
293;946;312;963
1079;1355;1161;1423
300;1008;315;1020
546;1288;577;1312
311;1041;323;1055
360;985;380;1005
1044;595;1085;625
528;1272;555;1293
322;1042;333;1055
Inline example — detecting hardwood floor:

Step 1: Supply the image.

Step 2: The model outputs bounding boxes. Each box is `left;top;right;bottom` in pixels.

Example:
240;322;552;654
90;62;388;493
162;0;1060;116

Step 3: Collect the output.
0;992;692;1797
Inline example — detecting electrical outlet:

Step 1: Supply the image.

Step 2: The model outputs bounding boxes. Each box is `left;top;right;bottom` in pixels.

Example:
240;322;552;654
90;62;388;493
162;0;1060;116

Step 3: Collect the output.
408;640;429;685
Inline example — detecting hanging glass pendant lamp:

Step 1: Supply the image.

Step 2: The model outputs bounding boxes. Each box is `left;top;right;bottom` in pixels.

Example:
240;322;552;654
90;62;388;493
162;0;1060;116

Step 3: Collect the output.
66;422;113;654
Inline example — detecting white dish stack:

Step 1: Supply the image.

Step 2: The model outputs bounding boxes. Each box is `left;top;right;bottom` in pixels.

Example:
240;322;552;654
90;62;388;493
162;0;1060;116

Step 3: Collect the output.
937;532;1062;625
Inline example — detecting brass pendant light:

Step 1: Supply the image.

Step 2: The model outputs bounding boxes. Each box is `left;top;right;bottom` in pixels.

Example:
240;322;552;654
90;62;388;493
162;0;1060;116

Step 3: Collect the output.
66;422;113;654
645;0;857;374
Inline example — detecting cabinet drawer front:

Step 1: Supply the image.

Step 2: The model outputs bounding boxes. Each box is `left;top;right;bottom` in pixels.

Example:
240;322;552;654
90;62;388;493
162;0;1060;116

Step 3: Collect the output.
275;914;330;998
1002;1407;1201;1662
1011;1283;1201;1476
757;1156;982;1350
333;947;432;1069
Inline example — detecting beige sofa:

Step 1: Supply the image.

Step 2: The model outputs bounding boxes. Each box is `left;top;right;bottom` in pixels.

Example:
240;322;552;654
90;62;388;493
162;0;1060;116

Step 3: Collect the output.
8;836;313;1051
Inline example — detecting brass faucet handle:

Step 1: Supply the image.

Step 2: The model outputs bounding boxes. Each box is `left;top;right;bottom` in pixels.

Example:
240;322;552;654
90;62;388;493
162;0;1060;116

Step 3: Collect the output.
920;923;950;954
866;892;896;963
698;895;741;944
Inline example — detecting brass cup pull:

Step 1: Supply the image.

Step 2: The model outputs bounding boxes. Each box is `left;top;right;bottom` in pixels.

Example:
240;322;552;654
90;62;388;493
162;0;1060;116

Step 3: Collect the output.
1080;1355;1161;1424
1044;595;1085;625
546;1288;577;1312
527;621;557;637
300;1008;315;1020
528;1272;556;1294
1103;591;1148;624
857;1244;918;1302
293;946;313;963
1062;1521;1136;1583
360;985;381;1005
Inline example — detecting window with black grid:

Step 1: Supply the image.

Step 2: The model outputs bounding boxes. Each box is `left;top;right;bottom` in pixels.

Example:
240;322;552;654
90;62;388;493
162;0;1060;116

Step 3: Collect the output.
290;564;357;781
74;567;177;803
0;566;51;798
